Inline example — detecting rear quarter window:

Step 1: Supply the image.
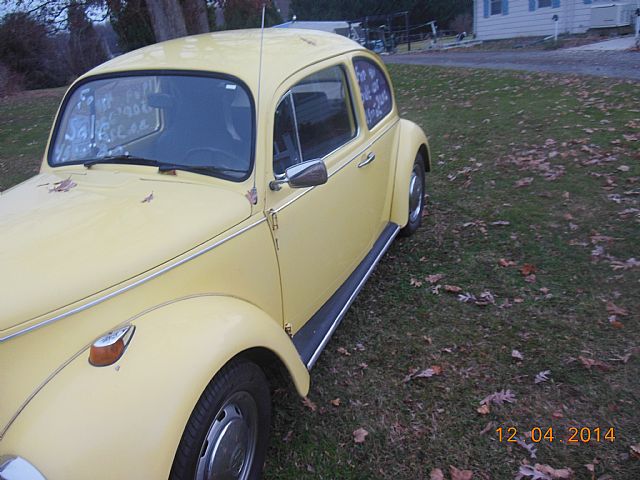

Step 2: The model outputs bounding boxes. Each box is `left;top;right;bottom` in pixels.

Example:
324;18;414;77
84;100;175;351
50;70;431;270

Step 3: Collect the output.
353;58;393;129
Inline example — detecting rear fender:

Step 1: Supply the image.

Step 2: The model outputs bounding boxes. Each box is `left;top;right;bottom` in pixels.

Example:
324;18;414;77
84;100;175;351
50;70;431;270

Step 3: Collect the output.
390;119;430;227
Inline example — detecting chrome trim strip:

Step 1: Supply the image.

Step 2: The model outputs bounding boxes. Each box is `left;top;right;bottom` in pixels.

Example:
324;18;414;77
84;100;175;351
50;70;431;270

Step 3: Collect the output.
306;224;400;369
0;217;268;343
273;118;399;213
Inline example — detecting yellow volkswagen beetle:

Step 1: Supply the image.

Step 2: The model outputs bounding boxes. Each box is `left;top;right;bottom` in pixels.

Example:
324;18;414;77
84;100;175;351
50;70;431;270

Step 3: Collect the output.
0;28;429;479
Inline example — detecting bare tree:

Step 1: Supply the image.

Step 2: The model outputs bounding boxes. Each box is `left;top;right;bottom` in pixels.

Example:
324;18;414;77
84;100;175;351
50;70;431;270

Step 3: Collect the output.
146;0;187;41
182;0;209;34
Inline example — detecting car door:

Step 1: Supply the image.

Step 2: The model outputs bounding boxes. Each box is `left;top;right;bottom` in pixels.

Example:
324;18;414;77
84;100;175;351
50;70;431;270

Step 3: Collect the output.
266;61;381;334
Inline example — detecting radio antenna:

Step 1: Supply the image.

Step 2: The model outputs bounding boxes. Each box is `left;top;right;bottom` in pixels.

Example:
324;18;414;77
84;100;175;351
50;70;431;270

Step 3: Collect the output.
247;3;267;205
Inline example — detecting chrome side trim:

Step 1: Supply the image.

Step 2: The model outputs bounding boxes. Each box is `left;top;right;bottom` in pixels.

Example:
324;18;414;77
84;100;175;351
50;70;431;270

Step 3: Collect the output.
306;224;400;369
0;217;268;343
273;118;399;214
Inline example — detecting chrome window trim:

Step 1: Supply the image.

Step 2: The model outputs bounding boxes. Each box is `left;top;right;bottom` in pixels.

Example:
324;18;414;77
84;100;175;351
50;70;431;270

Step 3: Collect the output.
0;217;267;343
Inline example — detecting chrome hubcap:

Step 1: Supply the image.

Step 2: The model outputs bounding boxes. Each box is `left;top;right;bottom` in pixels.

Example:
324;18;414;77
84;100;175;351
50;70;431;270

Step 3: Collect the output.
195;392;258;480
408;165;423;223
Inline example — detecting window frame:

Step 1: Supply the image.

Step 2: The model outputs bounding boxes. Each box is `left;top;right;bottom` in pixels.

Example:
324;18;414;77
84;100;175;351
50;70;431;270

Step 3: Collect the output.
538;0;552;8
272;63;359;175
47;69;256;183
352;56;394;130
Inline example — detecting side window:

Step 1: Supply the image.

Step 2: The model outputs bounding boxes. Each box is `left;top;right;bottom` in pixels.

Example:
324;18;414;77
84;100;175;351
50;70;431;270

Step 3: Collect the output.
273;65;357;175
273;93;302;175
353;58;392;129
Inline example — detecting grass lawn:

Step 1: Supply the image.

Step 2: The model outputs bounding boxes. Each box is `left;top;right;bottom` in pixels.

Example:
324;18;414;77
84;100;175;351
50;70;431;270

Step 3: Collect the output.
1;67;638;479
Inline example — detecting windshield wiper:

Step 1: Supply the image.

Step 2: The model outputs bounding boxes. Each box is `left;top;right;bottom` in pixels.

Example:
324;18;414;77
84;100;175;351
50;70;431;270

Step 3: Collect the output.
84;155;159;168
157;163;246;175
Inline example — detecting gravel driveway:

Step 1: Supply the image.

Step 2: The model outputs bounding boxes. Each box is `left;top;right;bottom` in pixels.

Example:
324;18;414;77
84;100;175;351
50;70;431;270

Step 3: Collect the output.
386;50;640;80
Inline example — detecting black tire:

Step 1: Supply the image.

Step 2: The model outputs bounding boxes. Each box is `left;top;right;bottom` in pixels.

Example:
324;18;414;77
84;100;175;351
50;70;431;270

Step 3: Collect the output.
170;359;271;480
399;153;426;237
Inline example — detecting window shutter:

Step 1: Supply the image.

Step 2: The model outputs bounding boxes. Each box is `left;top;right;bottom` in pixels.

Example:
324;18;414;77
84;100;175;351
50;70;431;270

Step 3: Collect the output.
552;0;560;7
502;0;509;15
484;0;489;18
529;0;536;12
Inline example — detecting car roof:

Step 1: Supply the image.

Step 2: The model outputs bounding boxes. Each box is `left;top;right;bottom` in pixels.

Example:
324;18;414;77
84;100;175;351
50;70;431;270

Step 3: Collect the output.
83;29;367;95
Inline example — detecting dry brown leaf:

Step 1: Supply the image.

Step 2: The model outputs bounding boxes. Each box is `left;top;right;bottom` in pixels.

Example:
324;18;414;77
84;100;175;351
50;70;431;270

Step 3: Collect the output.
477;404;490;415
534;464;574;479
499;258;517;267
330;398;341;407
410;277;423;287
404;365;443;383
426;274;445;284
480;389;516;405
302;396;317;412
515;177;534;188
606;301;628;317
50;177;77;193
578;356;611;371
337;347;351;356
430;468;445;480
444;284;462;294
141;192;154;203
353;427;368;444
630;444;640;459
520;264;537;276
450;465;473;480
512;349;524;361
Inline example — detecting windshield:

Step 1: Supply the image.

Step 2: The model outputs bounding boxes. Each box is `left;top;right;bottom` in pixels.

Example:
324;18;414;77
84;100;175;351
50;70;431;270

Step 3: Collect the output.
49;74;254;181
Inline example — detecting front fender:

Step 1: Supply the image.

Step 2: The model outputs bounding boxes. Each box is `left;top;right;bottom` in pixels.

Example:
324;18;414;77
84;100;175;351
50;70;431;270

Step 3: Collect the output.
1;295;309;480
390;118;430;227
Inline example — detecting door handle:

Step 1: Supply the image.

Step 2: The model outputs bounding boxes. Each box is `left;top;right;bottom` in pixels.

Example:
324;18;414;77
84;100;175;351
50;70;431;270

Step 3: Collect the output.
358;152;376;168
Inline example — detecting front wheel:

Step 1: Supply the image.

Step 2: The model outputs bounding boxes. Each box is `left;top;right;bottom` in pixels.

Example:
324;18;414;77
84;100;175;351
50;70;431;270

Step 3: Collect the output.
170;360;271;480
399;153;426;237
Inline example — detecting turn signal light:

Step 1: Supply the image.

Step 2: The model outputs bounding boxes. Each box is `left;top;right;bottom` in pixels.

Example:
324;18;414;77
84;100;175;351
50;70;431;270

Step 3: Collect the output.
89;325;135;367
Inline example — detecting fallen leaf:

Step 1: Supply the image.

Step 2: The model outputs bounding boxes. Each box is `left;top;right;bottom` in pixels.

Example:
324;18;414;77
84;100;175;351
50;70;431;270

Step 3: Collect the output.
444;284;462;294
630;444;640;459
520;264;537;276
499;258;517;267
403;366;443;383
479;421;495;435
141;192;154;203
353;427;368;444
337;347;351;356
617;165;630;172
515;436;538;459
524;274;537;283
490;220;510;226
245;186;258;204
477;404;490;415
515;177;534;187
584;464;594;473
512;349;524;361
534;464;574;479
302;396;317;412
50;177;77;193
606;301;628;317
410;277;423;287
475;291;495;306
578;356;611;371
552;410;564;419
430;468;445;480
534;370;551;384
330;398;341;407
449;465;473;480
426;274;445;284
480;389;516;405
282;430;293;442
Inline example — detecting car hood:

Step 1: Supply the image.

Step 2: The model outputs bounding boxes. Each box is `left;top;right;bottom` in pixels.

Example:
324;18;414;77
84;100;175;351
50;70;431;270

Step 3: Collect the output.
0;170;251;334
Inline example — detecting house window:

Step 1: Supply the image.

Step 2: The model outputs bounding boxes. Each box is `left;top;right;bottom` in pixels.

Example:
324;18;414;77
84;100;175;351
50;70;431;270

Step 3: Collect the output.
491;0;502;15
538;0;551;7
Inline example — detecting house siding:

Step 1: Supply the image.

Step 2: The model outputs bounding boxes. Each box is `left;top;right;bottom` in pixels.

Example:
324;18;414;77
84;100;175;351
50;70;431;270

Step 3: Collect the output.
475;0;605;40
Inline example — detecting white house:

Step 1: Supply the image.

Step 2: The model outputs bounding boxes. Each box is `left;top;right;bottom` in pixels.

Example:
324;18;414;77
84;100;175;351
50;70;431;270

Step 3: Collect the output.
473;0;639;40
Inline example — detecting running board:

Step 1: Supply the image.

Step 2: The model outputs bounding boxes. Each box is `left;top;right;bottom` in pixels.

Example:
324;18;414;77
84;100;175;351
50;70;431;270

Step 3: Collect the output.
293;223;400;370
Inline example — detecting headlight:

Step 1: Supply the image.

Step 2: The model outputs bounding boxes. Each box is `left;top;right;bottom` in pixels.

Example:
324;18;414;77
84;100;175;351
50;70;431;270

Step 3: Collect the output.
0;456;46;480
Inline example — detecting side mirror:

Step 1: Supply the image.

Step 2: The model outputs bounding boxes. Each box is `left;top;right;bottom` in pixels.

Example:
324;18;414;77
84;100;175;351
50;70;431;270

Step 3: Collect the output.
270;159;328;191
